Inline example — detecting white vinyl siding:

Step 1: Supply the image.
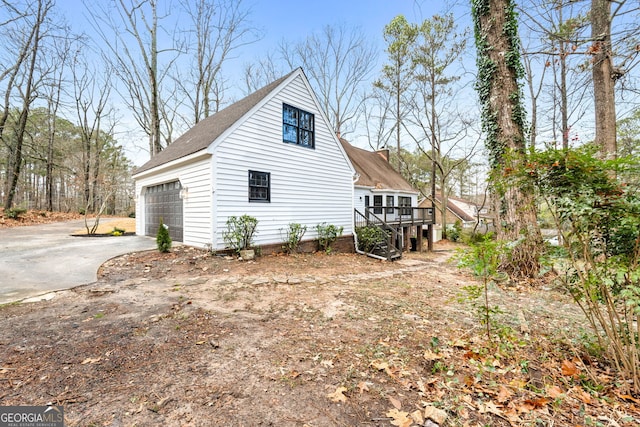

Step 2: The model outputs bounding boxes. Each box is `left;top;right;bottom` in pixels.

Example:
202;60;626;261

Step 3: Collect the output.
353;187;418;221
212;74;353;249
134;70;355;251
135;155;212;248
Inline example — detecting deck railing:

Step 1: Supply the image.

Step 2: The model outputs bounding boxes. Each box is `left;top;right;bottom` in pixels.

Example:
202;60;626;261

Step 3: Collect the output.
354;206;435;260
360;206;434;227
354;209;401;261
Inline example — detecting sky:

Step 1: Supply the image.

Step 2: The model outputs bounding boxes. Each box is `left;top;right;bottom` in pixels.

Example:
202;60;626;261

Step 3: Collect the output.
52;0;473;166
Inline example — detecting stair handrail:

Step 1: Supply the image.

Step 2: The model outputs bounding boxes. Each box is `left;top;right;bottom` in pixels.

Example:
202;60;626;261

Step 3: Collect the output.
354;208;402;261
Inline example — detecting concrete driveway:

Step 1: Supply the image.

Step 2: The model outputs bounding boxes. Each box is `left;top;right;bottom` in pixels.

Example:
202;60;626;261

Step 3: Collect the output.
0;219;156;304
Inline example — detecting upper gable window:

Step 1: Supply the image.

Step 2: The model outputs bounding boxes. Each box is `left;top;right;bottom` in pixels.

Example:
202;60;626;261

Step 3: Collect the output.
283;104;314;149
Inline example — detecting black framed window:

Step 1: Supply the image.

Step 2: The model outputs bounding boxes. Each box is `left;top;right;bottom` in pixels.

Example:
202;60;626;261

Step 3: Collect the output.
249;170;270;202
399;196;412;215
373;195;383;214
386;195;395;214
283;103;314;148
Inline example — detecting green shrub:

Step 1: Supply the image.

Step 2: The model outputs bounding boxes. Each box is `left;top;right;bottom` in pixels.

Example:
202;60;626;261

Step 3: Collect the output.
223;215;258;253
455;233;508;342
522;145;640;392
316;222;343;253
5;207;27;219
355;225;387;252
156;219;172;253
128;211;136;218
282;223;307;254
462;230;492;244
111;227;126;236
447;220;462;242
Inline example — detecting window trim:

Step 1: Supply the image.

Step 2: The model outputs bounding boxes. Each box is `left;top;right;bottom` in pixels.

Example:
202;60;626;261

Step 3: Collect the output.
283;103;315;149
248;170;270;203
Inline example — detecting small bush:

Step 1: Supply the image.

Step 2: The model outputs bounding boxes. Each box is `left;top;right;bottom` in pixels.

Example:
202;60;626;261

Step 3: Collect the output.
462;230;491;244
128;211;136;218
223;215;258;253
156;219;172;253
316;222;343;253
111;227;126;236
355;225;387;252
447;220;462;242
5;207;27;219
282;223;307;254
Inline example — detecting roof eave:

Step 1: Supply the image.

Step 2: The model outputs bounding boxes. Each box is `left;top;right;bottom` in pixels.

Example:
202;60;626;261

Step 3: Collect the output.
133;150;211;180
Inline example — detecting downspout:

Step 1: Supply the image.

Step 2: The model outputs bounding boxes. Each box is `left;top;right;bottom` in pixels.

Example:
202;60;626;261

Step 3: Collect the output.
352;173;366;256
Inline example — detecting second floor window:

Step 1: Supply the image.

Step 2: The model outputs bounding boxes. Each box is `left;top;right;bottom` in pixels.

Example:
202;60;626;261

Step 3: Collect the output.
283;104;314;148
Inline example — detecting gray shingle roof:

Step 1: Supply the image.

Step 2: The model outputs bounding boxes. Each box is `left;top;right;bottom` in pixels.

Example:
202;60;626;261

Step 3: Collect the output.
339;139;416;192
133;70;296;175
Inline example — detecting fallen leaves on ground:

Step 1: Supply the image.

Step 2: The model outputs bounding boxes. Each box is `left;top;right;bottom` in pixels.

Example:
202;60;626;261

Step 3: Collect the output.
0;208;82;228
327;386;348;403
0;230;639;426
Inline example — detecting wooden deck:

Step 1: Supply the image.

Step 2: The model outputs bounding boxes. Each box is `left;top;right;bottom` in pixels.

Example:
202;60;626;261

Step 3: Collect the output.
355;207;435;228
354;207;435;260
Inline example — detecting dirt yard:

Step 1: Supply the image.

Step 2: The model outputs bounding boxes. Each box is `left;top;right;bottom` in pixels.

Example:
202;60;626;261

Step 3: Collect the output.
0;213;639;426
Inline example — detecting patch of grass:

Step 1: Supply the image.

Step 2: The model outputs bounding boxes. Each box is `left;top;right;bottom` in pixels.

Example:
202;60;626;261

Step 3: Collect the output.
0;301;20;309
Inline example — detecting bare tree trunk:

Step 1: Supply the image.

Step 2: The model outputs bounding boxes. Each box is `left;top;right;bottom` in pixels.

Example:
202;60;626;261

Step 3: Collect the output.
559;38;569;149
45;34;72;211
396;71;402;173
45;113;55;211
5;0;48;210
89;0;169;159
72;51;112;213
91;122;102;212
149;1;161;156
591;0;616;157
522;52;539;149
179;0;256;124
0;5;40;205
430;72;438;237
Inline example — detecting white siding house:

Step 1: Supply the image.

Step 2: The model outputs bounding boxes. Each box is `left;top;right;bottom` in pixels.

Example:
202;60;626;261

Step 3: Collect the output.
133;69;355;250
340;140;419;219
340;139;433;257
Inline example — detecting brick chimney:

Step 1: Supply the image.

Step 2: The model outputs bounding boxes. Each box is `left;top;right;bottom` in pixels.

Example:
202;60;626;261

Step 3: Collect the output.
376;149;390;162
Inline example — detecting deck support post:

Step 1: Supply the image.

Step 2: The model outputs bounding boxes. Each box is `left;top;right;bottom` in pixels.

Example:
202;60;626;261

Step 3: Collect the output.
403;227;410;252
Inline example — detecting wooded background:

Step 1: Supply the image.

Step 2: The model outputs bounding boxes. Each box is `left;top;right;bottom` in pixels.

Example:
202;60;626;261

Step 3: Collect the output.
1;0;638;218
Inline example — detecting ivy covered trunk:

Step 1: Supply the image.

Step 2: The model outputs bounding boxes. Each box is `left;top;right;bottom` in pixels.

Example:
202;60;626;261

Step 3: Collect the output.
472;0;543;277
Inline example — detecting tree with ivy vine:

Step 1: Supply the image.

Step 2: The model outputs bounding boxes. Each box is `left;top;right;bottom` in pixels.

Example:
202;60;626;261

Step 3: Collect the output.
471;0;543;278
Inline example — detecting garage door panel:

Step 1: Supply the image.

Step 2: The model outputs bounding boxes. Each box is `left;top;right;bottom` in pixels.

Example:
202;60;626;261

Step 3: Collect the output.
144;181;183;242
